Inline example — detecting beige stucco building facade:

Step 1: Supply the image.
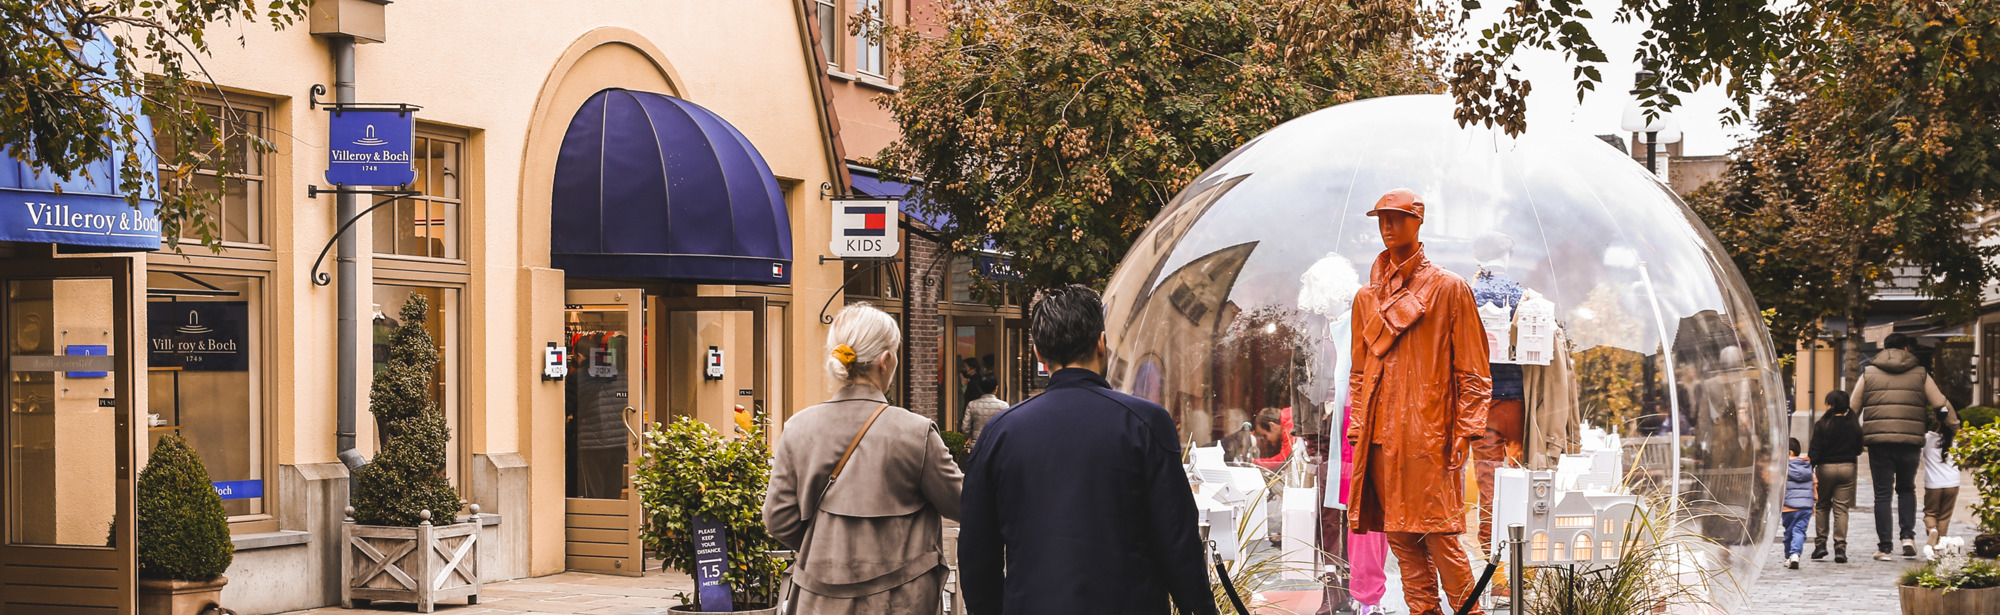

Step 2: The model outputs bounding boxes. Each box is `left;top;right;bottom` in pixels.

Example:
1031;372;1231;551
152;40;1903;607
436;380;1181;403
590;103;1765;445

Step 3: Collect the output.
0;2;859;613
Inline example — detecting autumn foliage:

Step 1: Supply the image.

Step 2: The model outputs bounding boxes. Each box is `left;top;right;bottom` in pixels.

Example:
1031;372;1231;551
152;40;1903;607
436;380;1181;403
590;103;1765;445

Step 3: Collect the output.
877;0;1447;291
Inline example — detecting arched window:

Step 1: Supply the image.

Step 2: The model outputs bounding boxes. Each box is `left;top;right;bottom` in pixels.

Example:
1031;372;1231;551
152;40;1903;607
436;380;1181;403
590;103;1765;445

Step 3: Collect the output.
1574;534;1593;561
1531;532;1548;562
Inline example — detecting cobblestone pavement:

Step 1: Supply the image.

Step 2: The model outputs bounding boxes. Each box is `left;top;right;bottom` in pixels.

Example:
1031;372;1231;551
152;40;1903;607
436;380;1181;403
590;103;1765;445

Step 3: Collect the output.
284;562;698;615
290;456;1978;615
1742;455;1978;615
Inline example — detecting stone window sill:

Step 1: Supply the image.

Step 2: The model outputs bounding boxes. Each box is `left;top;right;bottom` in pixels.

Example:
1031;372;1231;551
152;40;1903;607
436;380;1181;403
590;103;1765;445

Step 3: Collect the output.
232;530;310;551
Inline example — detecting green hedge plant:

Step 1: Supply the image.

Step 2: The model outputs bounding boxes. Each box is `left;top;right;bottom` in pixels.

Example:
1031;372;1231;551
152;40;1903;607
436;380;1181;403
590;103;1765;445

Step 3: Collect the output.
940;430;971;466
1954;423;2000;539
137;434;233;581
1961;406;2000;429
351;293;463;527
635;415;786;610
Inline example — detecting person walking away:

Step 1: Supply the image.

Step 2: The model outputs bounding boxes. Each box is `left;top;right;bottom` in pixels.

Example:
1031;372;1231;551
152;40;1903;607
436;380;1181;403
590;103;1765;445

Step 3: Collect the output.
1922;408;1961;558
961;374;1007;446
1783;438;1814;569
1852;333;1959;560
958;285;1218;615
1810;390;1863;563
762;304;963;614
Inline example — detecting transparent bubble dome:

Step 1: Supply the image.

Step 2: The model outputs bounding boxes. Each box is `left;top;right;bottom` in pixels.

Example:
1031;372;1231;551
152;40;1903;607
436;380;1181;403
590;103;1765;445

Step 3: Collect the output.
1103;95;1782;610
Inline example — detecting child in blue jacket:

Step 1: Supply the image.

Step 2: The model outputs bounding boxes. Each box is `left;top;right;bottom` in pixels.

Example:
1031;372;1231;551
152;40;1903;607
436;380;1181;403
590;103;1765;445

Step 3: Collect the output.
1785;437;1816;569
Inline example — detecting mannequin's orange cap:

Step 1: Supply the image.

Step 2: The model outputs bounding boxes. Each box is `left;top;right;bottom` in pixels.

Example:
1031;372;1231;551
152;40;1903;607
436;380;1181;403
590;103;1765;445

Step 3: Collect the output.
1365;188;1425;220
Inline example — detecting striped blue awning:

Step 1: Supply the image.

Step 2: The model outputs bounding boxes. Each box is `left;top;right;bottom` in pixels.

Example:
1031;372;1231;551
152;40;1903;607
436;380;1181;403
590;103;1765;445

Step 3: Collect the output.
551;89;792;284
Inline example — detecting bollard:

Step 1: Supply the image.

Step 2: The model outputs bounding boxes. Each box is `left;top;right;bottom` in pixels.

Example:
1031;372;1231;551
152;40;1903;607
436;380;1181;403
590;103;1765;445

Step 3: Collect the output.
1508;524;1526;615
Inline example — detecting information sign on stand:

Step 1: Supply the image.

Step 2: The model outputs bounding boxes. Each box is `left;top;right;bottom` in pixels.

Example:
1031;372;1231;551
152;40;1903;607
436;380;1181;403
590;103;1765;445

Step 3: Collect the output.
691;516;733;611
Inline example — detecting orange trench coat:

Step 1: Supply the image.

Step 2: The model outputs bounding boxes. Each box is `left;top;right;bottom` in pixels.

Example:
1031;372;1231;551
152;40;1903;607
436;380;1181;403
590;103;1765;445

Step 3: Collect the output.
1346;245;1492;534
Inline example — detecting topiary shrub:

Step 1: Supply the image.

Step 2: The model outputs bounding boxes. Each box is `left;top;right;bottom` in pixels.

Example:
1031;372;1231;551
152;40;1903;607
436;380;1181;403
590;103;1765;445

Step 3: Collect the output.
137;434;234;581
351;293;463;527
635;415;787;610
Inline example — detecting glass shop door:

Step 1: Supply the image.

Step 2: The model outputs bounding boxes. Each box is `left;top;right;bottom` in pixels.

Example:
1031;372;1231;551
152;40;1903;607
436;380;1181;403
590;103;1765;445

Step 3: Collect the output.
562;289;646;576
653;296;768;435
0;257;139;614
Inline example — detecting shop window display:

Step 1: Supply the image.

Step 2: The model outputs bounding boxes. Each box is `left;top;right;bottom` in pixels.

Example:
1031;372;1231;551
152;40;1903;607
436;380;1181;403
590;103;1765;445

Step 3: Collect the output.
146;272;265;521
1101;95;1783;612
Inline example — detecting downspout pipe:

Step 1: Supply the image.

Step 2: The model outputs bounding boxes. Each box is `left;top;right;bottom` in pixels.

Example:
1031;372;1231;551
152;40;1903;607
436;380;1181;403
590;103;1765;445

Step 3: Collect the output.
333;36;367;471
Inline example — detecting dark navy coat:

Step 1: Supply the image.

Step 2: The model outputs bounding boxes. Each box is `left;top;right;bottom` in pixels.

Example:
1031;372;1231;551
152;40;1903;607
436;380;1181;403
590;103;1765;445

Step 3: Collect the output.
958;368;1218;615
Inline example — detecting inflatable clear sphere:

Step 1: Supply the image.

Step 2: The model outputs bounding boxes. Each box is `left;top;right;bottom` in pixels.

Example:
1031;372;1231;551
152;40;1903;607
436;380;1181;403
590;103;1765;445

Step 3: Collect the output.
1103;95;1783;612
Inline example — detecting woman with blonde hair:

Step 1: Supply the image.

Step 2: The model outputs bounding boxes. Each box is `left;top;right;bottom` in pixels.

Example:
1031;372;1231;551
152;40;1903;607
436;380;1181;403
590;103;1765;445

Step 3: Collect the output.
763;303;962;614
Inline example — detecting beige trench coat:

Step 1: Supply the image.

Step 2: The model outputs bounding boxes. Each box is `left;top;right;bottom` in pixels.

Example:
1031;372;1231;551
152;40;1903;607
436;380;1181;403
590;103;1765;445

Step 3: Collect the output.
762;386;963;615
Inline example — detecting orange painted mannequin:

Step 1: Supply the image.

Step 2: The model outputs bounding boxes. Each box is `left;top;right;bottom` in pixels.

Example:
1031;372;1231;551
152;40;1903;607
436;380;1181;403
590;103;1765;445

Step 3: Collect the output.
1345;188;1492;615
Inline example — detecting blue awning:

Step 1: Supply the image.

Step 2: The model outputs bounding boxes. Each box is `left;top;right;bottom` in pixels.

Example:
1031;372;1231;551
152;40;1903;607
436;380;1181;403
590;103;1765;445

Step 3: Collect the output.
0;28;160;252
551;89;792;284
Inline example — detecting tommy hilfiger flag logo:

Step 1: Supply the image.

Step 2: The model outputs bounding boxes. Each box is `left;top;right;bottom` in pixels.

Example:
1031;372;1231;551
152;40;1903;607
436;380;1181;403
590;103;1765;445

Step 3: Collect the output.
829;198;901;258
843;205;887;236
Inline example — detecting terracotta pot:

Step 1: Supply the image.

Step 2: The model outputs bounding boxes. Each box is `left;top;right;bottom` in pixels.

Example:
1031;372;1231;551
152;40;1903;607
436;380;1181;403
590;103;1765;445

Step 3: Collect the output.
137;577;227;615
1900;584;2000;615
667;604;779;614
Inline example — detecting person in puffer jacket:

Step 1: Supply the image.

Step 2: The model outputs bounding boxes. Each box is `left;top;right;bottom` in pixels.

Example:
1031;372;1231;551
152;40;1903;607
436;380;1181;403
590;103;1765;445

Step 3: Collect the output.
1784;437;1816;569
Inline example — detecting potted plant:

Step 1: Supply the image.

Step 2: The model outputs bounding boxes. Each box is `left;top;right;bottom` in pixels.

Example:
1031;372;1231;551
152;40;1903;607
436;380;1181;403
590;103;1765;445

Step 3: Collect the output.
1899;553;2000;614
136;434;235;615
635;414;787;613
342;294;478;612
1952;423;2000;558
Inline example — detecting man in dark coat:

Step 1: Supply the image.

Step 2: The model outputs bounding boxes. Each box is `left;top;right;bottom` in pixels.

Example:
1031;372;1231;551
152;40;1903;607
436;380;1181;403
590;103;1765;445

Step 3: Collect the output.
959;285;1218;615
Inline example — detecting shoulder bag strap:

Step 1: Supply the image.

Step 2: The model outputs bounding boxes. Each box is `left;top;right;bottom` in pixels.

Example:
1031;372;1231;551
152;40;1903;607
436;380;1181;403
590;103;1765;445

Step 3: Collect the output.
784;402;890;615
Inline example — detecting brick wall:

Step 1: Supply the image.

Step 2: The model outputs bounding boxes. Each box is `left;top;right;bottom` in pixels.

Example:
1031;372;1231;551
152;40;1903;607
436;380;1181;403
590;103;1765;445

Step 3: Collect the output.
905;231;944;423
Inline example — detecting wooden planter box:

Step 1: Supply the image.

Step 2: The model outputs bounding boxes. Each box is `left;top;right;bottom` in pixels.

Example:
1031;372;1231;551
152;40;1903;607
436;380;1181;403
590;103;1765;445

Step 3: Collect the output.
342;512;481;613
1901;584;2000;615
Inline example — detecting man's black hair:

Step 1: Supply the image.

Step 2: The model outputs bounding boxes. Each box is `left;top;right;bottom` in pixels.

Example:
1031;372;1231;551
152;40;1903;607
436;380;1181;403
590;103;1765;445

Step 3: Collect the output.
1884;332;1914;350
1030;284;1105;367
974;373;1000;397
961;357;981;371
1255;408;1283;428
1789;437;1801;456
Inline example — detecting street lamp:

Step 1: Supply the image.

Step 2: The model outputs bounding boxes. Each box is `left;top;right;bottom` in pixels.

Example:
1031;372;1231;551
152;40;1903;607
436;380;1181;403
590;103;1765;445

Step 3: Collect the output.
1620;70;1682;177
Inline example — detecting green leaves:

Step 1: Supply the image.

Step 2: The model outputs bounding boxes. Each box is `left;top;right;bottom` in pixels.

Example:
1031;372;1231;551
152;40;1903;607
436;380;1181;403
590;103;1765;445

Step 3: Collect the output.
351;293;463;528
634;416;786;608
136;434;234;581
1;0;307;250
877;0;1444;291
1952;422;2000;535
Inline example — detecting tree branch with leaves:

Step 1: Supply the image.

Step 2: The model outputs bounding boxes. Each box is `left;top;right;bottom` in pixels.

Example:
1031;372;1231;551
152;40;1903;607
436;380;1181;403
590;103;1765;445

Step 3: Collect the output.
1;0;307;249
876;0;1448;292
